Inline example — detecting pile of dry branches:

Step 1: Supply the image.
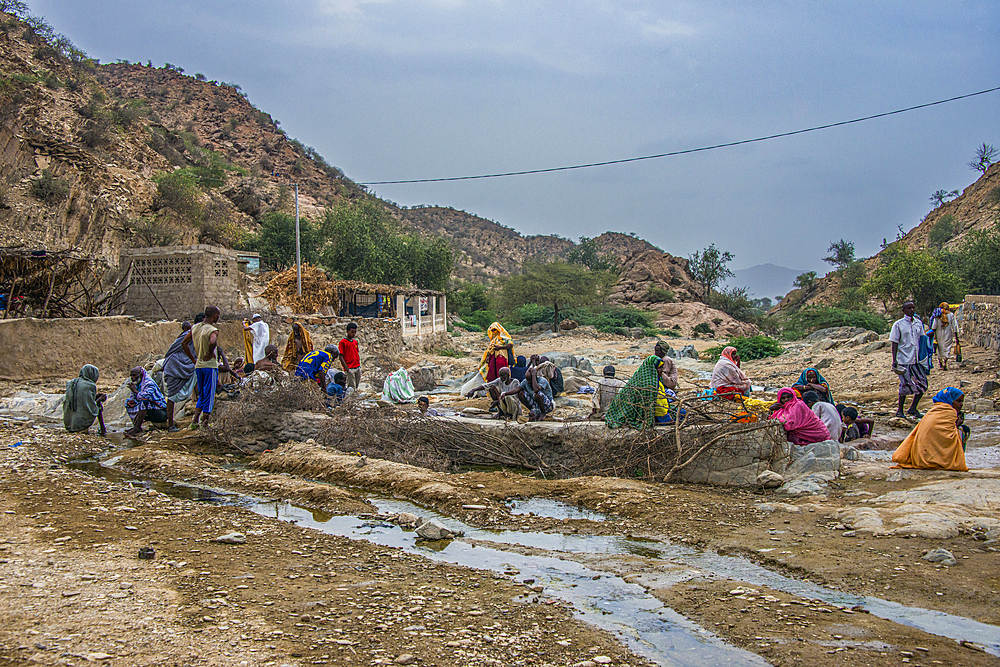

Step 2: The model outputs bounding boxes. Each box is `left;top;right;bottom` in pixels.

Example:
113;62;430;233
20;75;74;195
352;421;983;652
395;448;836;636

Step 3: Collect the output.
317;394;787;483
0;246;129;318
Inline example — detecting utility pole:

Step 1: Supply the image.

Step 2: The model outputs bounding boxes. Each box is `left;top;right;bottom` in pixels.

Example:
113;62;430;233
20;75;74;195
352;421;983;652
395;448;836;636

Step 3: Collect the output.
295;183;301;296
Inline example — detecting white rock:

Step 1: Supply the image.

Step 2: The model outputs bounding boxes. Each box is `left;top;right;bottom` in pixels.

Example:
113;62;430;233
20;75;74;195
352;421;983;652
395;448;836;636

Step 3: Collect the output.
213;532;247;545
756;470;784;488
415;519;454;540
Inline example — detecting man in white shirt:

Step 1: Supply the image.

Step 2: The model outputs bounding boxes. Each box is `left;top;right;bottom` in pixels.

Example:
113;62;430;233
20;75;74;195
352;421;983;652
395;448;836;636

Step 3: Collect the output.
889;301;927;419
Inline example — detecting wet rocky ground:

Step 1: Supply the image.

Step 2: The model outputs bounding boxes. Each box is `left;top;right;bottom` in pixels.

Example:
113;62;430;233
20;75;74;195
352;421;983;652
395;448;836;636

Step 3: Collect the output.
2;418;1000;667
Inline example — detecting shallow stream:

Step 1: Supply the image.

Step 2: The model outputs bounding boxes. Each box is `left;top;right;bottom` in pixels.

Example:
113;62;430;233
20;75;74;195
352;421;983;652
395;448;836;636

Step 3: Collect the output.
69;455;1000;663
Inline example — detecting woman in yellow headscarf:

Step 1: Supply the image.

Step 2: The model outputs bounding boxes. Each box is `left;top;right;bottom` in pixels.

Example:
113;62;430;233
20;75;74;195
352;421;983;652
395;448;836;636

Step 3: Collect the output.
282;322;314;371
931;302;959;370
478;322;514;382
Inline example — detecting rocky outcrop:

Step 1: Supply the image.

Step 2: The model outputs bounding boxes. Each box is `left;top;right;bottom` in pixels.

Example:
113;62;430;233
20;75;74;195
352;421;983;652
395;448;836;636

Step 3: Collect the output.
612;249;702;304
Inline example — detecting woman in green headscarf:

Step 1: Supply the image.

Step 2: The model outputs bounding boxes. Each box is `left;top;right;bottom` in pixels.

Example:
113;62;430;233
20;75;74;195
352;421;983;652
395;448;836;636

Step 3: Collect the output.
604;356;664;429
63;364;107;436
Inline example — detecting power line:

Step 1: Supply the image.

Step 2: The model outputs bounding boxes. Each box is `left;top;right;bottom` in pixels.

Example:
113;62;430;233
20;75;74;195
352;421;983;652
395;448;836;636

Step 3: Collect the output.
361;85;1000;185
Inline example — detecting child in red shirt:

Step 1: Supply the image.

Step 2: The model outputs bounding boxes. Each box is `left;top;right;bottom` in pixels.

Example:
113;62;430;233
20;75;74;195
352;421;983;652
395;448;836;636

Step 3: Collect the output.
338;322;361;391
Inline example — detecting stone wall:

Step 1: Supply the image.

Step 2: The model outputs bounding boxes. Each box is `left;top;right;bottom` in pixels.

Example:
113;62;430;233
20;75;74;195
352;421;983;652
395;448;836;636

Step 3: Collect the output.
122;244;242;322
962;296;1000;352
0;316;183;380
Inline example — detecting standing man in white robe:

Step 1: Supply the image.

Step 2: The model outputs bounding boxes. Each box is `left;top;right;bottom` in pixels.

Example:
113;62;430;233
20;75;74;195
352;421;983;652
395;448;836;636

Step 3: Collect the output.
249;314;270;363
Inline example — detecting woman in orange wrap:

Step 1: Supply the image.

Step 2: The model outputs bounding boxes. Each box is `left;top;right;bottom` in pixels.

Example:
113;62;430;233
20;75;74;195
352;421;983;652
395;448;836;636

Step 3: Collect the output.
892;387;968;471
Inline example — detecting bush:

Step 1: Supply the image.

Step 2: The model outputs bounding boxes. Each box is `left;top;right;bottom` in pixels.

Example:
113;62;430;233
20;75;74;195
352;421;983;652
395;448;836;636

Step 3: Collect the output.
793;271;817;290
703;335;783;362
779;305;888;340
132;216;178;247
454;320;482;332
707;285;759;323
29;169;69;205
153;170;202;221
644;284;675;302
462;309;498;331
693;322;714;336
448;282;491;317
928;214;955;248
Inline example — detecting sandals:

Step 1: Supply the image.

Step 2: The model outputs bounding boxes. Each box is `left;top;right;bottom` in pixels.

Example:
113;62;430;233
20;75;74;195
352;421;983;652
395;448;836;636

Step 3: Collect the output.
907;409;923;419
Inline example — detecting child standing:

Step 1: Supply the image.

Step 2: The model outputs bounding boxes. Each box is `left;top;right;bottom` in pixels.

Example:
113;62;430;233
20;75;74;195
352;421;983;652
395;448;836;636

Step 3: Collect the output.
339;322;362;391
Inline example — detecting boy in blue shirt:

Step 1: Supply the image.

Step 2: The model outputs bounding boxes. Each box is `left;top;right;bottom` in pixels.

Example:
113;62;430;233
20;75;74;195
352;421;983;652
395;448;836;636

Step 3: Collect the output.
326;371;347;404
295;345;339;392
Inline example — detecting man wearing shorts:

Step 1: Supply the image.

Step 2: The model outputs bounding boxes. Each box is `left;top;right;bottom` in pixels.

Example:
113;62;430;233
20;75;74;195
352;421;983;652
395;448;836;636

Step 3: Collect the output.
183;305;222;429
338;322;362;391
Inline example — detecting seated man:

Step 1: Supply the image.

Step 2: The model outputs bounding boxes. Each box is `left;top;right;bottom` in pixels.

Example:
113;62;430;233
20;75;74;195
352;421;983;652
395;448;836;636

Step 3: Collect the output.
802;391;842;442
590;365;626;419
839;406;875;443
125;366;167;436
501;367;554;422
465;366;521;420
295;345;340;392
654;341;678;390
326;371;347;403
417;395;441;416
253;345;283;372
63;364;106;436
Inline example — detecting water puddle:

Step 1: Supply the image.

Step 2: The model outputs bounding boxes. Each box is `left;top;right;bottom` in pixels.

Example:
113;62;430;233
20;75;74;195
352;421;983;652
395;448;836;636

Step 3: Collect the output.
68;455;1000;658
254;500;765;667
506;497;608;522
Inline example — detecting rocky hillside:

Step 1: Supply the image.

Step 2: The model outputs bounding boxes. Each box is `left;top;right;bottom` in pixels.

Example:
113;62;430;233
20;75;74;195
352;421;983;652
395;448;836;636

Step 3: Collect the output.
774;162;1000;313
0;8;714;320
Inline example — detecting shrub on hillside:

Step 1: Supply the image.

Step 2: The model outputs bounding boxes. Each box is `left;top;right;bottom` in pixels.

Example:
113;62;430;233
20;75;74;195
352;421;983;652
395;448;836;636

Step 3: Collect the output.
703;335;783;362
692;322;714;336
707;286;758;322
643;285;675;302
29;169;69;205
779;305;888;340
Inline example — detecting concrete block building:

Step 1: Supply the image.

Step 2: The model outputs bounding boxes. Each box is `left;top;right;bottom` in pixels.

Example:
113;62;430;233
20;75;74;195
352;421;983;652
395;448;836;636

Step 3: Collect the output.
121;244;241;321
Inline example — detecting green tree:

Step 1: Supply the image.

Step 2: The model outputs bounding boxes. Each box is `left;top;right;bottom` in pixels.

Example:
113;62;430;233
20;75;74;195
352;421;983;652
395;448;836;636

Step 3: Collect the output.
497;261;611;332
969;142;998;175
793;271;817;290
929;189;960;208
404;236;454;291
822;239;855;269
241;211;320;270
944;221;1000;295
864;243;963;315
567;236;616;272
320;200;453;288
688;244;734;297
448;283;491;316
835;260;869;310
321;200;409;284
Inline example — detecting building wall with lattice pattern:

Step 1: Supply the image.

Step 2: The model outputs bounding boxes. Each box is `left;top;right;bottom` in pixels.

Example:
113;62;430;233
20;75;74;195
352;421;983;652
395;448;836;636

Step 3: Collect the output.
122;244;241;321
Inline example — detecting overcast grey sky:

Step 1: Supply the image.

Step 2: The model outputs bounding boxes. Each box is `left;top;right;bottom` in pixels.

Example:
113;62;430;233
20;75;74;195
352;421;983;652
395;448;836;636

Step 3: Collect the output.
30;0;999;273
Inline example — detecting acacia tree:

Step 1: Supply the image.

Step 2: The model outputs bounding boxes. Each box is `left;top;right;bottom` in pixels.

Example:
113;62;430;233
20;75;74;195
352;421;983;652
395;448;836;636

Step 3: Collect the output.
822;239;855;269
497;261;612;332
929;189;960;207
969;142;998;174
688;244;734;297
567;237;616;272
